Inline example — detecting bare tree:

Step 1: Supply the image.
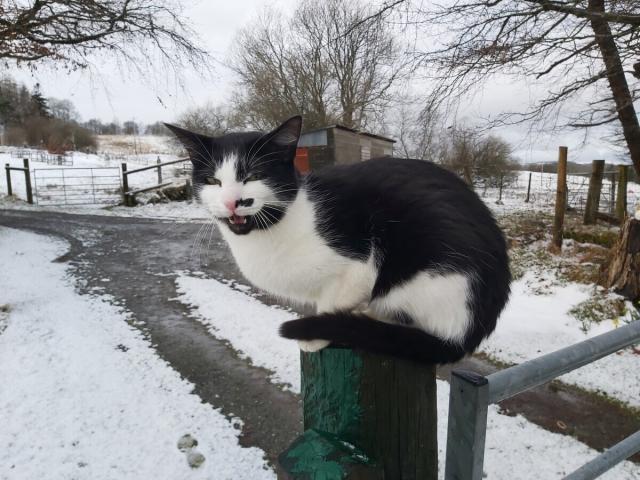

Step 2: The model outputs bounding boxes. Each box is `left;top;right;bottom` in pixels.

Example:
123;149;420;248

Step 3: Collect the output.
176;103;241;137
394;99;443;160
232;0;406;130
48;98;79;122
0;0;209;75
371;1;640;175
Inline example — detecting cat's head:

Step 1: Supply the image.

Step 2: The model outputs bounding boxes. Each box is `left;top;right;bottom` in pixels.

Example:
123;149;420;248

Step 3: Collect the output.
166;116;302;235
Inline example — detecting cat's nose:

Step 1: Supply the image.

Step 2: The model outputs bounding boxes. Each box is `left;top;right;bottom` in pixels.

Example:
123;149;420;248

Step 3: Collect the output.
224;200;237;213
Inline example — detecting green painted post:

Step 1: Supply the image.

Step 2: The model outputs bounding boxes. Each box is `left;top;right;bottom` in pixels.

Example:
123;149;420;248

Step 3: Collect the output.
278;348;438;480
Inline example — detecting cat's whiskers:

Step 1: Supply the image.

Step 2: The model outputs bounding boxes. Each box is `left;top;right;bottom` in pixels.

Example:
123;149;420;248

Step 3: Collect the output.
190;221;209;264
194;221;214;266
244;137;270;168
254;210;277;244
204;219;218;266
248;151;281;169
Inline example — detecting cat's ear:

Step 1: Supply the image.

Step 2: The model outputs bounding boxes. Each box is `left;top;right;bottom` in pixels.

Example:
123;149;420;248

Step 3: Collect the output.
164;123;211;162
265;115;302;148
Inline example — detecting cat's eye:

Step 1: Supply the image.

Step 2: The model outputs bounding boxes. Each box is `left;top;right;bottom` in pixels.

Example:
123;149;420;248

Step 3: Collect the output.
205;177;221;186
244;173;263;183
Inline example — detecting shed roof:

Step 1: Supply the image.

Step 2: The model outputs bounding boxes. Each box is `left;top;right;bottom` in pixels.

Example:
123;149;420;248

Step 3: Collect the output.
301;124;396;144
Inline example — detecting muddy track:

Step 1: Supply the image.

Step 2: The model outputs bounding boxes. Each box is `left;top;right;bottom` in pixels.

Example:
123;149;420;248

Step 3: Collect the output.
1;208;637;465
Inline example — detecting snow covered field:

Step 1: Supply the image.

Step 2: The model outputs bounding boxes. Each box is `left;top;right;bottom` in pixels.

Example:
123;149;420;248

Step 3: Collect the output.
175;273;639;480
0;228;274;480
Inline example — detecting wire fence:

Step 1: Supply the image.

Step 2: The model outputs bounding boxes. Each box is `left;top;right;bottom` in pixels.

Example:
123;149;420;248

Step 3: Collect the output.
474;166;637;217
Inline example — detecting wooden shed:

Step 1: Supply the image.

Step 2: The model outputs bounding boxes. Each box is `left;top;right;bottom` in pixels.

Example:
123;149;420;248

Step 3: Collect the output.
295;125;395;173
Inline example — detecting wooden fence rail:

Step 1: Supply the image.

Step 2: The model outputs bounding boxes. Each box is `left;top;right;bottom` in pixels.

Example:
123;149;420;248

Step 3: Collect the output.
121;156;189;206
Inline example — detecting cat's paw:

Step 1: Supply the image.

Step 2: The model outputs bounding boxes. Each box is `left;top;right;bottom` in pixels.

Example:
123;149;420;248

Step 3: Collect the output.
297;339;330;352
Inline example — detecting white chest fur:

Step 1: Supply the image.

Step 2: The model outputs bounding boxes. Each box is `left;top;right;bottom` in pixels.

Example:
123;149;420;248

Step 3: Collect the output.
218;190;377;311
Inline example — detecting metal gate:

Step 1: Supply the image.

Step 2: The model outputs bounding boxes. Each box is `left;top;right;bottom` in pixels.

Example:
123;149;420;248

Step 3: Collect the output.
33;167;121;206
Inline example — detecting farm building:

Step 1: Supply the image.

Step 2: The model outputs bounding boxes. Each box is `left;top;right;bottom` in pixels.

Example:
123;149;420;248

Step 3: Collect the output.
294;124;395;173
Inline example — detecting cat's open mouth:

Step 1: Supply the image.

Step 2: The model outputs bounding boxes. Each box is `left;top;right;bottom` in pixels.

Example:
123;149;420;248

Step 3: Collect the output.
224;214;255;234
228;214;247;225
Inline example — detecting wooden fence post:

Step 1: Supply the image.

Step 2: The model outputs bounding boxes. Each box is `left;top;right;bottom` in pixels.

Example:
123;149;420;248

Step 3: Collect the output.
616;165;629;222
5;163;12;197
121;162;130;206
610;172;616;214
157;156;162;184
23;158;33;204
278;348;438;480
496;174;504;204
525;172;532;203
551;147;568;251
584;160;605;225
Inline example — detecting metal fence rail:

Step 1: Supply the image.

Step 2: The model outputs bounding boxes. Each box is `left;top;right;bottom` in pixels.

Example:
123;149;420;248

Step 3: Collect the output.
445;320;640;480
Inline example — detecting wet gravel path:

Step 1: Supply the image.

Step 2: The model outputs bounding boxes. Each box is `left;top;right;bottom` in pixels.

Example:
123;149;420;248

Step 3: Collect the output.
1;208;637;465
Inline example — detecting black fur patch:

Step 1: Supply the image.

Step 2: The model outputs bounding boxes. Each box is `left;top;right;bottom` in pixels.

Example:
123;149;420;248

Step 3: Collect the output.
305;158;511;354
280;312;467;364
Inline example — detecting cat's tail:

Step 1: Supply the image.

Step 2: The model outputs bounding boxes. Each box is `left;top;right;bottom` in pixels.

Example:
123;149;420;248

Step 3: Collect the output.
279;312;468;364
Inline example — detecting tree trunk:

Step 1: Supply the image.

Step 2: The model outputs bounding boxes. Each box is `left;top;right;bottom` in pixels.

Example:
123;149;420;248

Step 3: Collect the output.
606;217;640;302
584;159;605;225
589;0;640;177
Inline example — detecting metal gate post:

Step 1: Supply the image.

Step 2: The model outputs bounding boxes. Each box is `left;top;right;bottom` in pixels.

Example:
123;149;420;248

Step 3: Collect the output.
445;370;489;480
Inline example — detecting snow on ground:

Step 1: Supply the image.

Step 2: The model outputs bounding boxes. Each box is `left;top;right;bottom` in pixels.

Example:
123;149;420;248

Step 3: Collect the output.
173;273;640;480
0;227;274;480
482;270;640;407
176;275;301;392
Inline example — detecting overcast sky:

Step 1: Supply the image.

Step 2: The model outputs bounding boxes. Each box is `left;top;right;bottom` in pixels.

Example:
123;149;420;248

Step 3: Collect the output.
7;0;628;164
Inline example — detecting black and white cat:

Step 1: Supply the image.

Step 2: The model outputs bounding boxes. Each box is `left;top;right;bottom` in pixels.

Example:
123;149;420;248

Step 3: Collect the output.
166;116;511;364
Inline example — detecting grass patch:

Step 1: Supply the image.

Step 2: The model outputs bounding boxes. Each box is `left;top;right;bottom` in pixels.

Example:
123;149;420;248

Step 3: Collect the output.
569;292;628;332
564;229;619;248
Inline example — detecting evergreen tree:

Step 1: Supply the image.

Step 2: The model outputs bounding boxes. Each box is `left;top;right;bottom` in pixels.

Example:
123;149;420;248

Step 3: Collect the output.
30;83;50;118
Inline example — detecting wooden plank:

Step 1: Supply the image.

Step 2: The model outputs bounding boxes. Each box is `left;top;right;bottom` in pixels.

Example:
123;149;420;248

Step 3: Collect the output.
126;181;173;196
123;157;188;175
